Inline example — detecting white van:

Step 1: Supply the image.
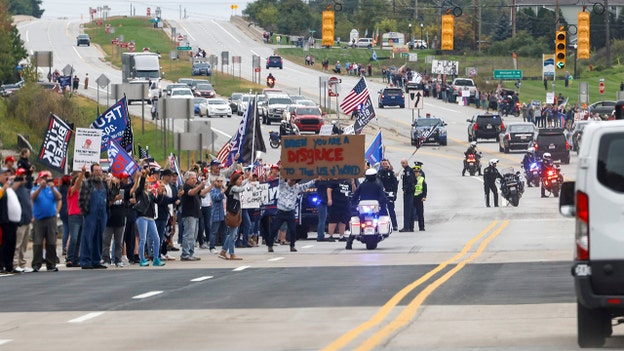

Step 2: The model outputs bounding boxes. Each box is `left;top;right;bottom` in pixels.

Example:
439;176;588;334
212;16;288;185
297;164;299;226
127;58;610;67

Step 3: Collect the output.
559;119;624;348
356;38;373;48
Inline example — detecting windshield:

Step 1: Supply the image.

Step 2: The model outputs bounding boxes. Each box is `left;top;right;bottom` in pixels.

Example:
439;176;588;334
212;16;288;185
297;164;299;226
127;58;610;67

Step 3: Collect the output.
209;99;227;105
269;98;292;105
415;118;442;127
296;108;321;116
172;89;191;96
196;84;213;90
509;125;534;133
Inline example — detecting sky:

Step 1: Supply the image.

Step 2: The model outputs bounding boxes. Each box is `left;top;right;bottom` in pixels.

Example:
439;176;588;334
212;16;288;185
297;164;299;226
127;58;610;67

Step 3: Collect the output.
40;0;251;21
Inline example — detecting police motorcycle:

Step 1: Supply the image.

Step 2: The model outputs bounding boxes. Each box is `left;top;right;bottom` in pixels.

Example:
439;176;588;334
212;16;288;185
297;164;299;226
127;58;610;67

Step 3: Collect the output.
268;120;299;149
540;153;564;198
521;151;540;187
266;74;275;88
499;95;520;117
498;167;524;207
331;120;344;135
464;150;482;176
347;169;392;250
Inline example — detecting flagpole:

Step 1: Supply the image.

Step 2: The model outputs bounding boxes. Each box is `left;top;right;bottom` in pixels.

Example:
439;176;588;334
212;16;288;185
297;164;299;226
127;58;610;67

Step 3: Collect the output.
251;93;257;164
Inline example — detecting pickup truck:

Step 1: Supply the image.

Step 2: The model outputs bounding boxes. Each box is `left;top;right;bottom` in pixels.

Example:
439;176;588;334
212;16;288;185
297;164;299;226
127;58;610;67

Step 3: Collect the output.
451;78;477;102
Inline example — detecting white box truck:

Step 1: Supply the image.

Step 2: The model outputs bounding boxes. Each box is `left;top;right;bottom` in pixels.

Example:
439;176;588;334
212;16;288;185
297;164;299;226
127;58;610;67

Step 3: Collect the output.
121;52;161;83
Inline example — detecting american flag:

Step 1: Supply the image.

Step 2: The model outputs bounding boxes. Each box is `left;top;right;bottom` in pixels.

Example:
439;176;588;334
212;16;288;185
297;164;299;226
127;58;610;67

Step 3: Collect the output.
120;115;134;154
216;135;235;164
138;145;150;159
340;77;370;115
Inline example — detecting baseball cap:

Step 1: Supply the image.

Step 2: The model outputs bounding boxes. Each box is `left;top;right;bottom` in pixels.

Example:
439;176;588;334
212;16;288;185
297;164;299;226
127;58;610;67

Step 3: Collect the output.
118;172;130;179
210;160;221;166
16;168;27;176
270;164;279;170
4;155;16;163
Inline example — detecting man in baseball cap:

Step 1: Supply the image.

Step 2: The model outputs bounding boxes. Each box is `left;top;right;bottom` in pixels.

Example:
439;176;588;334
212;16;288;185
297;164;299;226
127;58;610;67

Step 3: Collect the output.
4;156;16;169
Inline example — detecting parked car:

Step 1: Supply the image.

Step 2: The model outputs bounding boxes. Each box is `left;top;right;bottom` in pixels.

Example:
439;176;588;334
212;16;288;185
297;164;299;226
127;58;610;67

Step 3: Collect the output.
588;100;616;117
290;106;325;133
266;55;283;69
533;127;570;164
411;116;447;146
191;61;212;76
356;38;373;48
200;98;232;118
76;34;91;46
194;97;207;116
467;113;505;142
229;92;244;113
0;84;21;97
194;83;216;98
177;78;193;86
169;87;194;99
378;87;405;108
498;122;537;153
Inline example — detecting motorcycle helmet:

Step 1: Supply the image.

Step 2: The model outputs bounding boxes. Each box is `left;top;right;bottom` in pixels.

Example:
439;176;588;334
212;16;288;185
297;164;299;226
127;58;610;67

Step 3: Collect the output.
470;141;477;147
543;152;552;161
489;158;499;166
280;120;288;126
365;168;378;180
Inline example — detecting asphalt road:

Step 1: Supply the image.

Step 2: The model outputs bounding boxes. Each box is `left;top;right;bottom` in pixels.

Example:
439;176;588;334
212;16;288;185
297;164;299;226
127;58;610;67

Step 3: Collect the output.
7;16;622;351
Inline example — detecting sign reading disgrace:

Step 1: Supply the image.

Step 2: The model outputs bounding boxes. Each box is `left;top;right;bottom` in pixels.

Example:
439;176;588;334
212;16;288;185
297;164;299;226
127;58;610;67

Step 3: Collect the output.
280;134;366;179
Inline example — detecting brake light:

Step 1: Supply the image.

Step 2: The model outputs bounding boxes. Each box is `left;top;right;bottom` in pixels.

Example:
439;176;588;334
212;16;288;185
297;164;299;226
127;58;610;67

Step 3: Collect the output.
566;141;570;150
501;122;505;130
473;123;478;131
533;142;538;151
576;191;589;260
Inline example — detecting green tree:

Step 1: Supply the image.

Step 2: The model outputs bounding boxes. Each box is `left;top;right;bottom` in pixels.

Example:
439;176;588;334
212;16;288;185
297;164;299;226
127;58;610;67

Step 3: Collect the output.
0;0;28;84
492;14;511;42
9;0;44;17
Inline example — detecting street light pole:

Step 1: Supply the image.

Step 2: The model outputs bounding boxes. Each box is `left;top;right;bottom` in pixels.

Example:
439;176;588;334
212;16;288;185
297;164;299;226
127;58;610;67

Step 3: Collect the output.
420;23;424;43
408;23;412;46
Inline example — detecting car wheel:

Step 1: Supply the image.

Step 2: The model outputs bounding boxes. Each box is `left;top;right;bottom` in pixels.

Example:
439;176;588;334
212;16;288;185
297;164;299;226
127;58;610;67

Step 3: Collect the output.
228;114;232;118
439;139;447;146
400;105;405;108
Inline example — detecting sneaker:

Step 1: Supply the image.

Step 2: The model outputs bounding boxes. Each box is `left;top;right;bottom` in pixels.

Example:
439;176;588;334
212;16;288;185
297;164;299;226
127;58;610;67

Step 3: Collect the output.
168;246;180;252
209;249;218;255
164;254;176;261
190;256;201;261
23;267;34;273
338;237;347;242
115;262;124;268
153;259;166;266
200;243;209;249
14;267;25;273
101;262;110;268
139;260;150;266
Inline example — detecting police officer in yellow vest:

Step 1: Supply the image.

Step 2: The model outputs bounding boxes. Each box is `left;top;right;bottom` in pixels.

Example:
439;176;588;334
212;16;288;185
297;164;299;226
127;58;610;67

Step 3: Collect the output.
413;166;427;231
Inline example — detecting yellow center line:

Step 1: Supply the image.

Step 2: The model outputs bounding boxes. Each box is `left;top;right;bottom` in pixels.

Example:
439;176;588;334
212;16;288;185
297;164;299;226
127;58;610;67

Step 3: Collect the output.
354;220;510;351
321;221;500;351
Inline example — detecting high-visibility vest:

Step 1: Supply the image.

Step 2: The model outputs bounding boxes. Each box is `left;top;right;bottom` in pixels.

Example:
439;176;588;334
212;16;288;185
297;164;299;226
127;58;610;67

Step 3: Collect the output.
414;176;424;196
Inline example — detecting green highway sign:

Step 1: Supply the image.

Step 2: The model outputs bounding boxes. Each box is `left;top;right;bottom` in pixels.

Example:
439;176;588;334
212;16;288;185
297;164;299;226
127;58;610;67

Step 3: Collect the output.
177;46;191;51
493;69;523;80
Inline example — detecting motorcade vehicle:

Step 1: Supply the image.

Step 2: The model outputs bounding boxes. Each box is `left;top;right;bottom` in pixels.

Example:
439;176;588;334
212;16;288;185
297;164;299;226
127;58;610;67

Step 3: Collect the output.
194;97;208;116
378;87;405;108
200;98;232;118
463;152;482;176
121;52;161;82
194;83;216;98
559;120;624;348
348;200;391;250
229;92;243;113
588;100;616;117
289;106;325;133
147;80;161;101
76;34;91;46
264;95;293;125
177;78;193;86
191;61;212;76
540;161;564;197
498;167;524;206
498;122;537;153
189;79;211;92
266;55;283;69
451;78;477;102
533;128;570;164
296;99;317;107
570;120;594;153
266;75;275;88
411;116;447;146
467;113;505;142
169;88;194;99
237;94;253;116
166;83;189;96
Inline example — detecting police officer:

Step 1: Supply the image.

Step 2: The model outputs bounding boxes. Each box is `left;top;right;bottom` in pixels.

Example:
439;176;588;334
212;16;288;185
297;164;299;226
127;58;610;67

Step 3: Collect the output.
483;159;503;207
347;168;388;249
413;161;426;179
399;159;415;232
539;152;556;198
378;159;398;231
413;166;427;231
462;142;482;176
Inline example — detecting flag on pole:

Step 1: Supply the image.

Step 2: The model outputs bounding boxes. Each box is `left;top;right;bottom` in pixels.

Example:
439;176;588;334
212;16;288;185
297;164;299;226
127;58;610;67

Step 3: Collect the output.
138;144;150;159
352;97;376;134
91;97;130;152
340;77;370;115
38;113;73;173
107;139;139;178
365;131;383;166
120;115;134;154
218;100;253;167
241;97;266;164
216;135;234;164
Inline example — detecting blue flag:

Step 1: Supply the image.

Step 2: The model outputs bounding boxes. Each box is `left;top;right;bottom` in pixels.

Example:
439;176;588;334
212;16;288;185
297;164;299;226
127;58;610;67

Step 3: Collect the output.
372;51;377;61
107;139;139;178
365;131;383;166
91;97;129;152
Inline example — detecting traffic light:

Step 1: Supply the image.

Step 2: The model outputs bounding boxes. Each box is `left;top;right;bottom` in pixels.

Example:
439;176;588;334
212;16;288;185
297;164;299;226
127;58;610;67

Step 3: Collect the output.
321;10;335;47
577;12;590;59
555;29;566;69
441;14;454;51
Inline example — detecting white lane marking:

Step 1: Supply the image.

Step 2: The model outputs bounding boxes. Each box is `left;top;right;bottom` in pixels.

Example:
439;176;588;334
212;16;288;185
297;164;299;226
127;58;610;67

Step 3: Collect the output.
301;245;314;249
0;339;12;345
211;20;240;43
233;266;251;271
68;312;104;323
132;291;164;299
268;257;284;262
72;46;83;60
191;276;214;282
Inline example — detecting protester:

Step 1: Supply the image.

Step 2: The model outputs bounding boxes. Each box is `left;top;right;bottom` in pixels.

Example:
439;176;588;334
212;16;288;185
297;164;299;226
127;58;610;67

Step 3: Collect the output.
0;168;22;274
31;170;62;272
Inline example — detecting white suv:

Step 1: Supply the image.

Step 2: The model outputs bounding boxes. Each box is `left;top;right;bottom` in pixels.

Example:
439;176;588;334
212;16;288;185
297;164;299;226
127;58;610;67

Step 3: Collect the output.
560;119;624;348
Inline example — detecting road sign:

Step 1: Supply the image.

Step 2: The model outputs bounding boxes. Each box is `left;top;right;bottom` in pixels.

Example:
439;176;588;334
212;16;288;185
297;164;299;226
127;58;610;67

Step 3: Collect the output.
119;42;128;48
177;34;184;42
493;69;523;80
128;42;135;52
96;74;110;88
62;64;74;77
599;80;605;94
328;76;341;97
177;46;191;51
407;90;424;109
111;38;118;45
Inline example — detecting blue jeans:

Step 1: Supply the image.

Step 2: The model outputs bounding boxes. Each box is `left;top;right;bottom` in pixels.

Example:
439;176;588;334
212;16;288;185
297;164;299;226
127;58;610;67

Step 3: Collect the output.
317;203;327;240
66;215;83;264
210;220;225;250
181;216;198;258
223;225;239;254
136;216;160;262
61;216;69;252
237;209;252;246
200;206;212;245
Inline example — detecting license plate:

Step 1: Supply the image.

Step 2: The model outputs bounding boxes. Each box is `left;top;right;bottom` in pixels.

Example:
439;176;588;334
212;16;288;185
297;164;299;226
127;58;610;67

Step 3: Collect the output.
575;264;591;276
364;227;375;235
549;144;556;149
508;186;516;190
428;137;435;141
520;136;526;140
486;124;493;129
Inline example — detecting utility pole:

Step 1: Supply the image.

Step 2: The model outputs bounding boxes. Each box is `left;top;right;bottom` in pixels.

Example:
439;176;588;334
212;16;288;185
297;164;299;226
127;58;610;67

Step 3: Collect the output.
606;0;611;68
414;0;418;26
511;0;517;37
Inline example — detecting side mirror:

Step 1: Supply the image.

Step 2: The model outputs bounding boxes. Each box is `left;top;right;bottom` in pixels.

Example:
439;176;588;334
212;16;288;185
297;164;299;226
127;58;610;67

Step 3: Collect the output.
559;181;576;217
466;119;472;123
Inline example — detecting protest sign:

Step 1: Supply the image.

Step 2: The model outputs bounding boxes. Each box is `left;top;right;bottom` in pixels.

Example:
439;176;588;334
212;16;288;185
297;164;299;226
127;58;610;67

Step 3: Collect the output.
73;128;102;171
279;134;365;179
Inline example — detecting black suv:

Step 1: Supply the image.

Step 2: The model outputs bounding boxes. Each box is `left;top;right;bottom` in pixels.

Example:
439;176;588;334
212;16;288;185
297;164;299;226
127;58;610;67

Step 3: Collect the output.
76;34;91;46
266;55;283;69
533;128;570;164
467;113;505;142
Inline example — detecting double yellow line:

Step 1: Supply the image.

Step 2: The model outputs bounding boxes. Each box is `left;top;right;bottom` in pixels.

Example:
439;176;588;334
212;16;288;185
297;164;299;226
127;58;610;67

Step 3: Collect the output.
322;220;509;351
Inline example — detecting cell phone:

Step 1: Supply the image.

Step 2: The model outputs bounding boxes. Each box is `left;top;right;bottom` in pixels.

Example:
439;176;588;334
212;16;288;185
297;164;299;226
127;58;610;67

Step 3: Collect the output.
14;176;24;182
146;157;155;163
